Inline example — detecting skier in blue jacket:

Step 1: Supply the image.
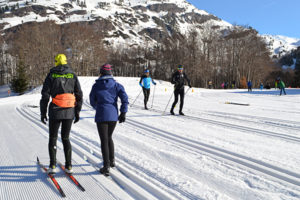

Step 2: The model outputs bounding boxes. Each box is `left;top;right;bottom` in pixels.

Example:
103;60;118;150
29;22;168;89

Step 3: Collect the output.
247;80;252;92
89;64;128;176
139;69;156;110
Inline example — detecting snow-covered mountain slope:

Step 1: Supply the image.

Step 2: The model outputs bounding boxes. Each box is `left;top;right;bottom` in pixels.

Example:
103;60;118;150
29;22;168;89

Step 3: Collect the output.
1;0;299;57
1;76;300;199
0;0;231;47
262;34;300;58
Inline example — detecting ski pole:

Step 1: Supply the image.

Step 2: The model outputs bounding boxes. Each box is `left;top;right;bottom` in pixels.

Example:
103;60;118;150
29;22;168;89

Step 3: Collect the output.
163;89;174;114
185;87;191;95
130;89;142;107
151;85;156;108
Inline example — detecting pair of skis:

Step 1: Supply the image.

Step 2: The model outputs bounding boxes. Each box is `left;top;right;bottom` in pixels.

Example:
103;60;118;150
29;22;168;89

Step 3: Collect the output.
37;157;85;198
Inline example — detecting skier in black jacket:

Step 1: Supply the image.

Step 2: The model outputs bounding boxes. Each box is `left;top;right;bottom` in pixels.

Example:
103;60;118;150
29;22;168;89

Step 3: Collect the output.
40;54;83;174
170;65;191;115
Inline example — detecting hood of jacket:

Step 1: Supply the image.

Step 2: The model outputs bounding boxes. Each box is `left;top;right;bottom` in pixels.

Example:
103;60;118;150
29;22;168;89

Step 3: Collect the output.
50;64;74;74
95;75;115;89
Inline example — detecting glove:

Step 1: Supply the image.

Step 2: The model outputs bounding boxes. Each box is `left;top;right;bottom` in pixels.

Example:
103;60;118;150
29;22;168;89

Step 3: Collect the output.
118;112;126;123
41;115;47;124
74;113;80;124
154;82;157;85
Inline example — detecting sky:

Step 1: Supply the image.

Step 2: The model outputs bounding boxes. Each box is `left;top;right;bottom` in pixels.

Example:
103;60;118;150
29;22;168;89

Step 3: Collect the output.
186;0;300;38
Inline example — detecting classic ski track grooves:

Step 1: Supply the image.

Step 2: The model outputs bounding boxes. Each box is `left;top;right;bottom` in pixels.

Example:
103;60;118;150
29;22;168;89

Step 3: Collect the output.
128;96;300;130
132;104;300;143
17;103;175;200
15;106;128;200
85;101;300;188
203;111;300;131
79;101;208;199
124;117;300;188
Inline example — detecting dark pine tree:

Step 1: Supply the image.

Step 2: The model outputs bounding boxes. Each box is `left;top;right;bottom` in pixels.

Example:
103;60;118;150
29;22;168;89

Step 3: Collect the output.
10;61;29;94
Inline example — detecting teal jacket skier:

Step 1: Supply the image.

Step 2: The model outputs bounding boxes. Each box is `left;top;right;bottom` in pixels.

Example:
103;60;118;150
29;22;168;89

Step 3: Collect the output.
139;69;156;109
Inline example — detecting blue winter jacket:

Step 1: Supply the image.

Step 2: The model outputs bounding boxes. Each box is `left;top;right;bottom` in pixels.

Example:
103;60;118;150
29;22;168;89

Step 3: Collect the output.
89;75;128;122
139;75;156;89
247;81;252;87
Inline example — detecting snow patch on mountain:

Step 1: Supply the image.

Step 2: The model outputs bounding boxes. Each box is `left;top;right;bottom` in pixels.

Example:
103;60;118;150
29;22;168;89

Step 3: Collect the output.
1;0;299;57
0;0;231;47
262;34;300;57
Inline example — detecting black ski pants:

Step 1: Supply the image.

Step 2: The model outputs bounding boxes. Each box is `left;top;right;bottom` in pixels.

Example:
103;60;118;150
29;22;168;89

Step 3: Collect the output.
142;87;150;107
49;119;73;167
97;121;117;168
171;88;185;112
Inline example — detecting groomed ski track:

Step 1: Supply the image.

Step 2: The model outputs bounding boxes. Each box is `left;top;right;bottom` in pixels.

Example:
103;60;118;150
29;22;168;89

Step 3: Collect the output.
16;103;174;200
1;77;300;200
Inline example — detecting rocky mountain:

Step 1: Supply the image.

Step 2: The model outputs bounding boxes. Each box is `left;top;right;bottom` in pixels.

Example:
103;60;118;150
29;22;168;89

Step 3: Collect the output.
0;0;299;59
262;34;300;58
0;0;231;46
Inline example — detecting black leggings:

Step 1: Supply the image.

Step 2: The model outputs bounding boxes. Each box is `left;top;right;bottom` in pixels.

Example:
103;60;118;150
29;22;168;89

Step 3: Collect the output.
49;119;73;166
97;121;117;167
171;88;185;112
143;88;150;106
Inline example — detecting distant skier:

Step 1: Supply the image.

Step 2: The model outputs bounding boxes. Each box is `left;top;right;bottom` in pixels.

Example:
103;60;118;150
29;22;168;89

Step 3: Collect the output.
231;80;236;89
247;80;252;92
40;54;83;174
221;82;225;89
208;80;213;89
170;65;191;115
139;69;156;110
89;64;128;176
278;78;287;95
260;82;263;90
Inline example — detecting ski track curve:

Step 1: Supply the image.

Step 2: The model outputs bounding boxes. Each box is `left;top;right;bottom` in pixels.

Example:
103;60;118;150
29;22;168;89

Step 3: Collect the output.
17;103;177;200
82;101;235;199
16;105;132;200
18;98;300;199
84;101;300;192
124;116;300;188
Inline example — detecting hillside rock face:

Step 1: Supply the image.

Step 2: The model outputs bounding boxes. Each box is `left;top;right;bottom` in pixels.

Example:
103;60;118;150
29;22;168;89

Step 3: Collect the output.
0;0;229;45
0;0;299;57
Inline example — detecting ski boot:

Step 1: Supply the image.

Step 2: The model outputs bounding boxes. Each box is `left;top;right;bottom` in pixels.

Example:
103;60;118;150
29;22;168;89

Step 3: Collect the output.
47;165;57;174
65;165;73;174
110;159;115;168
100;167;110;176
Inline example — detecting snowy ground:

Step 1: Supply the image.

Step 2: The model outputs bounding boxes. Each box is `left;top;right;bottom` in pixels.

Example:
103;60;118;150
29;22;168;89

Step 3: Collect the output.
0;77;300;200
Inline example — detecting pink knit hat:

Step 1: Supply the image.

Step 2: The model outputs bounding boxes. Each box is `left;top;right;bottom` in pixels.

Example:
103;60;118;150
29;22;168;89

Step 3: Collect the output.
100;64;112;75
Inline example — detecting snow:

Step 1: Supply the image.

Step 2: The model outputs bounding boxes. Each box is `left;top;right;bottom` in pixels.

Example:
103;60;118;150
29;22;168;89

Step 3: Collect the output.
0;0;232;48
0;0;299;56
1;76;300;199
282;58;296;70
262;34;300;56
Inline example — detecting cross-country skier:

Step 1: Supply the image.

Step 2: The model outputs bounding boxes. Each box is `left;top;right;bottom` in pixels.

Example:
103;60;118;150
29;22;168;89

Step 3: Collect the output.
139;69;156;110
170;65;191;115
40;54;83;174
247;80;252;92
89;64;128;176
278;78;287;95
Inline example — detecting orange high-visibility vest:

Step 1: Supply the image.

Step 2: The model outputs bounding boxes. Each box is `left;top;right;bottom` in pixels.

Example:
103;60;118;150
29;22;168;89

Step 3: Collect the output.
52;93;76;108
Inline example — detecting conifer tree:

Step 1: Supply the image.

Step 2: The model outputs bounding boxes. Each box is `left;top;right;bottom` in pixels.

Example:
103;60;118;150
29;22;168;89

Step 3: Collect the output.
10;61;29;94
